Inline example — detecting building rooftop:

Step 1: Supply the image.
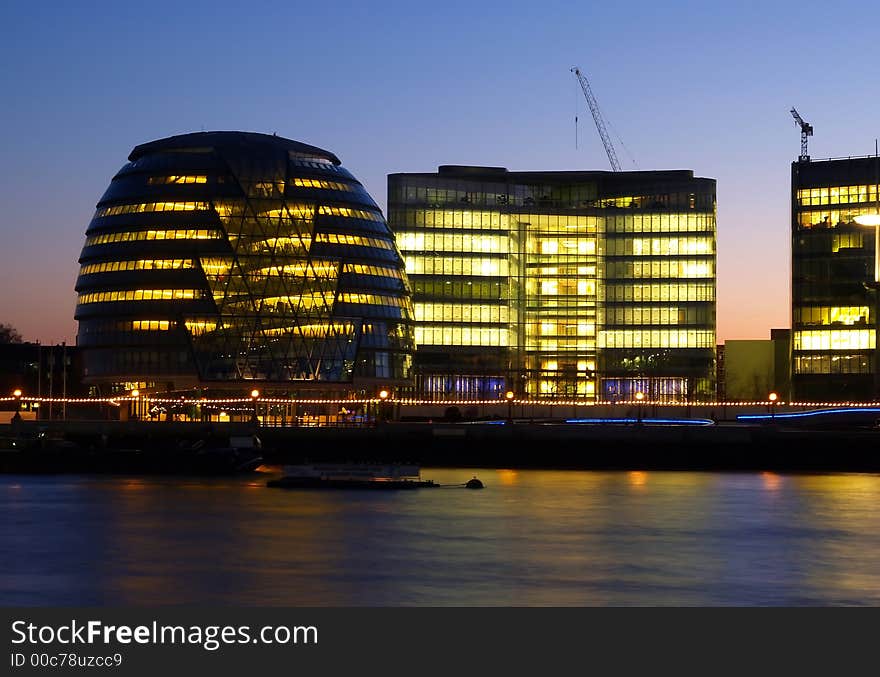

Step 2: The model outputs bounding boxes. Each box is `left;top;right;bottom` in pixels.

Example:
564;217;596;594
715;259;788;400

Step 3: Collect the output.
391;165;711;185
129;131;340;165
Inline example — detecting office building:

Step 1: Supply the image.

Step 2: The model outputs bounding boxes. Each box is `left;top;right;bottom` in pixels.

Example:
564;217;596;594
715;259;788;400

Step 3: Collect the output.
792;156;880;400
388;166;716;401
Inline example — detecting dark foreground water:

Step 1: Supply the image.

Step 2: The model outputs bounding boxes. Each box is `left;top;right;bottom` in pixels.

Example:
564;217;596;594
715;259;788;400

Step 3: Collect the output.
2;469;879;606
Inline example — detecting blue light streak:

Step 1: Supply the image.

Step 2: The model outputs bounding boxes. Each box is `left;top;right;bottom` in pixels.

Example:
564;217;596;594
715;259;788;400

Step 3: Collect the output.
564;418;714;426
737;407;880;421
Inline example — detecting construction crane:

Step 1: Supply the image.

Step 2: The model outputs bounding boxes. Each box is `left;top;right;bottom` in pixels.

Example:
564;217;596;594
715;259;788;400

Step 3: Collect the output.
790;107;813;162
571;66;621;171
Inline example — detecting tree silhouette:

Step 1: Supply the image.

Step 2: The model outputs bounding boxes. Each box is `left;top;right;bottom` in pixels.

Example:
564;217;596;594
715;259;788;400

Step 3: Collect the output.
0;323;23;344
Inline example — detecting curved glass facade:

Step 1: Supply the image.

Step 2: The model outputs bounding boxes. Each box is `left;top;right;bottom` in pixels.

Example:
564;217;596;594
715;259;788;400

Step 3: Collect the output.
75;131;413;393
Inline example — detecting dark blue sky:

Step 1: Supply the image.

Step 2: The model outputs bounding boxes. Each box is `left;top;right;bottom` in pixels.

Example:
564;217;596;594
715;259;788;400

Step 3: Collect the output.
2;0;878;343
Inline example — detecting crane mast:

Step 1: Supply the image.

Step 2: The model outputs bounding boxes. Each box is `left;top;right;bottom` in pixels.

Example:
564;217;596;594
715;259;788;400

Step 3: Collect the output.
790;107;813;162
571;66;621;171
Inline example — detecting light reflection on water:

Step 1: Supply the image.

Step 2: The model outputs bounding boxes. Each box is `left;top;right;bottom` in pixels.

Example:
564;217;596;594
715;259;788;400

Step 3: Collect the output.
2;469;880;606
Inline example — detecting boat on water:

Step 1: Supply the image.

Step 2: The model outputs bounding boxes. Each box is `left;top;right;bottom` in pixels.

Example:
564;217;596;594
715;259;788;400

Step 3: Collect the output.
266;463;436;490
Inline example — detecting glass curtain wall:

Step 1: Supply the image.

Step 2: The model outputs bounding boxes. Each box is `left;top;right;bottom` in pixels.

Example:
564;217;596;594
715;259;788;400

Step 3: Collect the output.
389;167;716;402
791;156;880;400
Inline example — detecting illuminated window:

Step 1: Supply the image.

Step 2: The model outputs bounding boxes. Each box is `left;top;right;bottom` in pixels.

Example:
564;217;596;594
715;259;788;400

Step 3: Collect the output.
94;202;210;217
343;263;405;280
599;329;715;349
147;175;207;185
318;205;384;222
131;320;172;331
414;303;508;323
337;293;411;308
793;329;875;350
291;178;354;191
77;289;203;305
315;232;395;250
79;259;194;275
84;230;221;246
415;325;508;347
404;256;507;277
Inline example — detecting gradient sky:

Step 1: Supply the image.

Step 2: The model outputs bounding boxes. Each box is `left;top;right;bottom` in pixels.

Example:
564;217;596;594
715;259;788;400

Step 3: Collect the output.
2;0;878;345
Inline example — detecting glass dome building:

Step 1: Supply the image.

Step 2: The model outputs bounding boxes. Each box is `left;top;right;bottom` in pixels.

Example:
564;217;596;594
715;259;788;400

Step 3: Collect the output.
75;131;413;395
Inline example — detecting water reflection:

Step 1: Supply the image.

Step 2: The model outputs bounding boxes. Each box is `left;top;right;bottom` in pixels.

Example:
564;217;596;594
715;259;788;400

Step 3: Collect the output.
2;470;880;606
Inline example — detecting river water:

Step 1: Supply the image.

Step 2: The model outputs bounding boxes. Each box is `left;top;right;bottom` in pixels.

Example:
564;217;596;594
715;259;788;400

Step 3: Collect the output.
2;469;879;606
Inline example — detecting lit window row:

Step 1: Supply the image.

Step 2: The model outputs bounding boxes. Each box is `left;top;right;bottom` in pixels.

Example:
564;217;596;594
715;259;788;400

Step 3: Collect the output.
415;325;508;347
392;209;509;230
95;201;210;217
605;260;714;279
79;259;194;275
603;283;714;302
78;289;204;304
598;329;715;348
526;338;596;351
535;265;597;276
536;380;595;395
414;303;508;323
796;185;880;206
795;306;869;326
315;232;395;250
529;321;595;337
831;233;865;252
259;322;354;337
253;261;339;278
147;175;207;185
337;293;410;308
257;205;315;219
794;329;875;350
506;214;594;232
597;195;641;208
390;210;713;234
794;354;871;374
602;306;710;326
796;206;878;228
318;205;384;222
261;293;335;310
604;237;714;256
291;178;354;191
396;232;507;253
535;239;596;255
405;255;507;276
537;280;597;296
79;320;176;334
343;263;405;280
604;213;714;233
213;202;314;219
241;236;311;254
537;359;597;372
84;230;220;246
184;320;218;335
131;320;172;331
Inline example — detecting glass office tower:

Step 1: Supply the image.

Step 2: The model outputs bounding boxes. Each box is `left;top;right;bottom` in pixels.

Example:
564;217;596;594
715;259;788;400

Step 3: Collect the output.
76;131;413;395
792;156;880;401
388;166;716;401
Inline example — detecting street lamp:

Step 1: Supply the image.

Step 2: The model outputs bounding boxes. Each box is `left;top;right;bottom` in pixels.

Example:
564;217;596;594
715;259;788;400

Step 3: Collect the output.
505;390;515;423
377;389;389;423
634;391;645;423
12;389;22;399
131;389;139;420
250;389;260;424
768;391;778;420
